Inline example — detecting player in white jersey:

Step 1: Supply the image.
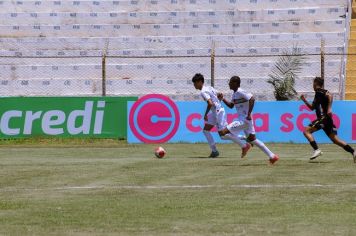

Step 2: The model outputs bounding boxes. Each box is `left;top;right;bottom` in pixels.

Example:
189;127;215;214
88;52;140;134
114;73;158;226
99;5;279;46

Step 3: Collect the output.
218;76;279;164
192;73;249;158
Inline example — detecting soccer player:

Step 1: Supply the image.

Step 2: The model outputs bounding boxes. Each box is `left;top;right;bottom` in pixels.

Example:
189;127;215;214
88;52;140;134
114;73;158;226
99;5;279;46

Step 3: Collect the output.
300;77;356;161
192;73;249;158
218;76;279;164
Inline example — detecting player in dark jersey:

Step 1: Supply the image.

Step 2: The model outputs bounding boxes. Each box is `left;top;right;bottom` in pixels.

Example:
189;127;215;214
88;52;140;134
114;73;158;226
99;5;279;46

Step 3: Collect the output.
300;77;356;161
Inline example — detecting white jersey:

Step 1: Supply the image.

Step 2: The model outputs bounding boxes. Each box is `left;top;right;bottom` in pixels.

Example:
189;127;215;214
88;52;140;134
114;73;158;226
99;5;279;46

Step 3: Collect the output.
231;88;253;120
200;85;223;113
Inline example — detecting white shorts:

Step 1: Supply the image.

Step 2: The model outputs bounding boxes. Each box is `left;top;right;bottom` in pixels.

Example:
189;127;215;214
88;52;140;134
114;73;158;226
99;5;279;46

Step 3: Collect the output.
206;108;227;131
227;119;256;136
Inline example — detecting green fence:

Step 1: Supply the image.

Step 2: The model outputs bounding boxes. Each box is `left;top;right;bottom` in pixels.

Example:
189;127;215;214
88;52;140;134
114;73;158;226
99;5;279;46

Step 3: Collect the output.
0;97;137;138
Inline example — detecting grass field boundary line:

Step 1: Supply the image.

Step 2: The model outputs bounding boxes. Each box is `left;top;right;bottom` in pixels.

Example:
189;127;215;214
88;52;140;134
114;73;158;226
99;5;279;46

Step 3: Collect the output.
2;184;356;192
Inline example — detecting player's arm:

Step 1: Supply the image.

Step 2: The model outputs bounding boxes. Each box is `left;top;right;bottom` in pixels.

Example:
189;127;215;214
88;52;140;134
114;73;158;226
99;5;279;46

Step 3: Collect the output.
247;96;255;120
204;99;213;121
218;93;234;109
326;91;333;117
201;91;213;121
300;94;315;110
222;98;234;109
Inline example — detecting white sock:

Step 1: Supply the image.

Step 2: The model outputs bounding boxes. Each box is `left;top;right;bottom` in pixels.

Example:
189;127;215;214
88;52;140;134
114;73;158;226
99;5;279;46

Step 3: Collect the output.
251;139;274;158
203;130;217;152
221;133;246;148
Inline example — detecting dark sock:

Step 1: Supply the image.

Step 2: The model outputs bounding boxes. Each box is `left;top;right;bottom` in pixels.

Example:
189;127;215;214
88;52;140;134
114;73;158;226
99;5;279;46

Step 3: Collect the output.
343;145;355;154
310;141;318;150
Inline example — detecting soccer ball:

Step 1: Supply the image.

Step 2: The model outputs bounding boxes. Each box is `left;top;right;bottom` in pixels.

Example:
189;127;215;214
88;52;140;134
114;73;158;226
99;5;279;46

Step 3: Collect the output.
154;146;166;158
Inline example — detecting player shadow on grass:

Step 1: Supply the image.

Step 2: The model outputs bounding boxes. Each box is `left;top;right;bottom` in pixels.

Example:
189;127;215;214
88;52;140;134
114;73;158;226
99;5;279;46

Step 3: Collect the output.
308;160;332;164
188;156;227;159
187;156;272;166
238;163;272;167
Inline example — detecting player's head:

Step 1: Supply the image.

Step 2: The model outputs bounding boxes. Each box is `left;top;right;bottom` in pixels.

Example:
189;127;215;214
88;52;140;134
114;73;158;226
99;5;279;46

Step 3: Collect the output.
313;77;324;90
192;73;204;90
229;76;241;91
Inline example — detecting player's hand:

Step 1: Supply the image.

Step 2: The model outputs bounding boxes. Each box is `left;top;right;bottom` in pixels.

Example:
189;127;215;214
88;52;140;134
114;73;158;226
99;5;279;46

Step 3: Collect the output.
327;111;333;118
246;115;252;121
217;92;223;100
300;94;306;101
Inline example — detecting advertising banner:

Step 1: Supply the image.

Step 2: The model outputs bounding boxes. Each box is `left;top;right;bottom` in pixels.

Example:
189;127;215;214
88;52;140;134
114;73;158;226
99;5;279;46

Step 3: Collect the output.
128;94;356;144
0;97;137;138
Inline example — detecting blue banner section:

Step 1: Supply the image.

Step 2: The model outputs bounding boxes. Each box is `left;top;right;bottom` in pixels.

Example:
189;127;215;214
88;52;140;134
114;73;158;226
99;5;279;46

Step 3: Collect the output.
128;97;356;144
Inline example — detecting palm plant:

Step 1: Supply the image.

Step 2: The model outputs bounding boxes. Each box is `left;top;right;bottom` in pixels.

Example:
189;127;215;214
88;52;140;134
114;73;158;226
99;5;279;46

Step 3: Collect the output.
267;47;306;101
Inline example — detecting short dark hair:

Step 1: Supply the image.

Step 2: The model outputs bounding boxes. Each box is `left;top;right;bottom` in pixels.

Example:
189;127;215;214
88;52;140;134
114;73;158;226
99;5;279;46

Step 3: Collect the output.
192;73;204;83
230;76;241;86
313;77;324;87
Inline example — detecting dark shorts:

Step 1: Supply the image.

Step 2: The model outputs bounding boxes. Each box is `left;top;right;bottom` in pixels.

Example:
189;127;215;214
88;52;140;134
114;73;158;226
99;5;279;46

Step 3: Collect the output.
309;116;337;136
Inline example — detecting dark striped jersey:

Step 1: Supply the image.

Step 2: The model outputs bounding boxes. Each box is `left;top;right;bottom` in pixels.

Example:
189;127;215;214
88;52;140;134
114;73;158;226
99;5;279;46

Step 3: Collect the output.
312;88;330;118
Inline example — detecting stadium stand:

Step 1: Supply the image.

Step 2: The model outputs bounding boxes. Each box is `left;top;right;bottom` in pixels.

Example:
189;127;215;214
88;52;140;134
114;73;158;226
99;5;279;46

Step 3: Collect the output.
0;0;350;100
346;0;356;100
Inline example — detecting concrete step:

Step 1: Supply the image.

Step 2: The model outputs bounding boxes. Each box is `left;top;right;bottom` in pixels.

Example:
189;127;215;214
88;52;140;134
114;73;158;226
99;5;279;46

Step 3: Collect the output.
346;57;356;62
345;76;356;84
346;70;356;76
347;46;356;54
347;55;356;62
345;84;356;92
345;92;356;100
346;61;356;69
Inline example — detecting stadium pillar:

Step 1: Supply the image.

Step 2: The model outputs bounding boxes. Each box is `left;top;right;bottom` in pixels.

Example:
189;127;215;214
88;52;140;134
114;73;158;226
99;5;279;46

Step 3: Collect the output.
211;41;215;87
102;54;106;96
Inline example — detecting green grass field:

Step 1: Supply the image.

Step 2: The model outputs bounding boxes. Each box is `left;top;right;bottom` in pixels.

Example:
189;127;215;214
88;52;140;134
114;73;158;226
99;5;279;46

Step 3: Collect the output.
1;140;356;235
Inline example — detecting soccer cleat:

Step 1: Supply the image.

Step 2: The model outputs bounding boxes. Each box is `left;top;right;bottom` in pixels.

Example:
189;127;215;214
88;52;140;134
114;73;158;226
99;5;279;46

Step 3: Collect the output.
353;152;356;163
209;151;220;158
269;155;279;165
241;143;251;158
310;149;322;160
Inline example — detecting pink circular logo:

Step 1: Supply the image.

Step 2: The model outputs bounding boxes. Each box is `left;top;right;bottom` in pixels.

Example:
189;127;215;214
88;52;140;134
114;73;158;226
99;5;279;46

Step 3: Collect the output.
129;94;180;143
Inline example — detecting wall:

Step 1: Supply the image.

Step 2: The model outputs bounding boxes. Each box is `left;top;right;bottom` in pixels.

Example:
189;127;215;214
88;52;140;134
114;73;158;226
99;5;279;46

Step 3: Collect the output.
0;97;137;138
128;94;356;143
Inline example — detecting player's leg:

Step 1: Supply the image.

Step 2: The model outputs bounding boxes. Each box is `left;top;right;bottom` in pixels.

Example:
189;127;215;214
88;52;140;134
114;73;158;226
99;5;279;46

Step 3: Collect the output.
203;113;219;157
304;119;322;160
246;133;272;157
219;120;251;158
219;127;246;148
238;134;254;147
215;108;246;148
329;133;354;150
327;133;356;162
244;120;279;164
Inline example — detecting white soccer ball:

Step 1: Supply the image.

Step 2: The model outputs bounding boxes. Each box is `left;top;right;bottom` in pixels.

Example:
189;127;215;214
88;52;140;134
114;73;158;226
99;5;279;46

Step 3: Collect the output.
154;146;166;158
